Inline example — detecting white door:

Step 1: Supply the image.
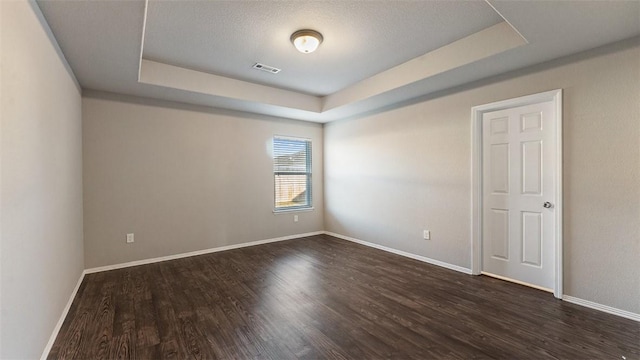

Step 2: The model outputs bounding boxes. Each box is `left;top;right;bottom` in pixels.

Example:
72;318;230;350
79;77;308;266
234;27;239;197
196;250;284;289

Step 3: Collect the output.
482;100;557;291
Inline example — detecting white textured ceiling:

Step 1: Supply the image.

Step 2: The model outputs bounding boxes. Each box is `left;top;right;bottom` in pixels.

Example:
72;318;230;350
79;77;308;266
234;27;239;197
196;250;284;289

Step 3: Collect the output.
143;1;502;96
36;0;640;123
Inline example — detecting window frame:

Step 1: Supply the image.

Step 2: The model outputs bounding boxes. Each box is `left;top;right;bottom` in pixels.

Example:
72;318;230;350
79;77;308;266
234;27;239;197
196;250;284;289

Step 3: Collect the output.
272;136;313;213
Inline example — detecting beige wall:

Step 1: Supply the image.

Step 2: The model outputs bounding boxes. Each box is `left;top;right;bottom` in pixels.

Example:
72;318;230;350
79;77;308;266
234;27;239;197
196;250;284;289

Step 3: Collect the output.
324;40;640;314
82;93;324;268
0;1;84;358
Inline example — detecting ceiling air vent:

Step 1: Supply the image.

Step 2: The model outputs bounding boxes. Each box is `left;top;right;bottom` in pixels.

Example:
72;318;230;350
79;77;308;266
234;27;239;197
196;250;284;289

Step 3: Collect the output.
252;63;281;74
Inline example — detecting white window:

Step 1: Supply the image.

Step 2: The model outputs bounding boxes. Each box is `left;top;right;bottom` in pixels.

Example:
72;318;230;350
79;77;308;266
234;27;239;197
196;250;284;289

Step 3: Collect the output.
273;136;312;211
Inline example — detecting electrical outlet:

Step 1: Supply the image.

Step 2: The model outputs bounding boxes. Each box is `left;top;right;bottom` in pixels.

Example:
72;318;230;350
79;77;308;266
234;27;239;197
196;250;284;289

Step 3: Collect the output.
126;233;134;243
423;230;430;240
294;215;299;222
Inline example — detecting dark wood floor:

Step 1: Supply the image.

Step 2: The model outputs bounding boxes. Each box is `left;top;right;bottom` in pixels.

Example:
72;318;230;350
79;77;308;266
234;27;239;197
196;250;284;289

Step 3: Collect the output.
49;235;639;359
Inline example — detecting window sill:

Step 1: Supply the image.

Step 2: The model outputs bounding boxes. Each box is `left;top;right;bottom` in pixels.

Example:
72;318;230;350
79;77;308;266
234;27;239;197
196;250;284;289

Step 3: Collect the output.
273;207;315;214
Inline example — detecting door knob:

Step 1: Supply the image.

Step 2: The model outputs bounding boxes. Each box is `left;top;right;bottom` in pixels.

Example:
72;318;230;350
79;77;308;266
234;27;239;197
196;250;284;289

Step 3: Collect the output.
543;202;553;208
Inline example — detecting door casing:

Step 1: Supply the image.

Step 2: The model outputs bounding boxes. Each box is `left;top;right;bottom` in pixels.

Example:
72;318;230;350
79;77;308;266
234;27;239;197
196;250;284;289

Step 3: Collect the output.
471;89;563;299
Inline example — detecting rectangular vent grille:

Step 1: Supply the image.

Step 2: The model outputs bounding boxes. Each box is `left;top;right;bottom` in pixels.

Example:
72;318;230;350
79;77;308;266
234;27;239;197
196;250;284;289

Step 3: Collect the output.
253;63;281;74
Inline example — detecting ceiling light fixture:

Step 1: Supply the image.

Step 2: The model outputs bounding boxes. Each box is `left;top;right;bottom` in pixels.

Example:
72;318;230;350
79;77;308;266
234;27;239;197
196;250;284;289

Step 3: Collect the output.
290;29;323;54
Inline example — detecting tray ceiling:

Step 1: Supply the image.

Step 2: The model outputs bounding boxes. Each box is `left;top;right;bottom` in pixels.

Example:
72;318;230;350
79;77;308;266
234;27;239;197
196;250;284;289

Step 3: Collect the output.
37;0;640;122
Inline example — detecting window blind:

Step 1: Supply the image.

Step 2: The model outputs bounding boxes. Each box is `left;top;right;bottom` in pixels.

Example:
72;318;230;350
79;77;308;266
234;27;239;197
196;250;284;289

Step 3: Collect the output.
273;136;312;210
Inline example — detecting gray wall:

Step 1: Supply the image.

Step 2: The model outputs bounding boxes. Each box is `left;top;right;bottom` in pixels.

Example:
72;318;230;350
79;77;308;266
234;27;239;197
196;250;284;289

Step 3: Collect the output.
2;4;636;358
0;1;84;358
324;40;640;314
82;93;324;268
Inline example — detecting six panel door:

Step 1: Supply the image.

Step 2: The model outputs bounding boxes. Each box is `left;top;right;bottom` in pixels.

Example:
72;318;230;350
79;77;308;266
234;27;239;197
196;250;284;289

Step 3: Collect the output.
482;100;557;291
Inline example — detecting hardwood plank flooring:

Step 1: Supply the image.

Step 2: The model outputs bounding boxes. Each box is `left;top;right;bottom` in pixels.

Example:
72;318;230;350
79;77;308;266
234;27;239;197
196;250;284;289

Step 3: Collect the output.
49;235;639;359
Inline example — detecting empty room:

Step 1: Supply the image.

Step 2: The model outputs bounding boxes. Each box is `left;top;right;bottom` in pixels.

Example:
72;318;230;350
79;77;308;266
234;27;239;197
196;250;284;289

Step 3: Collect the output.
1;0;639;358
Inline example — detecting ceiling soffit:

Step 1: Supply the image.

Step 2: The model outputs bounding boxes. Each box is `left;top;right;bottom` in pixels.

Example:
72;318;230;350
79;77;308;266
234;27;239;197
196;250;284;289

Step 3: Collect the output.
139;0;526;119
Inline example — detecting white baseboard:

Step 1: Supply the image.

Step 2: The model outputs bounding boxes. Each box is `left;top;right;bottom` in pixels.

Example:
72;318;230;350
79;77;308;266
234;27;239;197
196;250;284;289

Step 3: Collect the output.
563;295;640;322
324;231;472;275
40;270;86;360
84;231;324;274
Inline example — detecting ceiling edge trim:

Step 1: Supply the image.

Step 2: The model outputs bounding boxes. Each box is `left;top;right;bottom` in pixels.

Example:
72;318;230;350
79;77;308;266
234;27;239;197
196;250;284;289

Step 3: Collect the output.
29;1;81;93
484;0;529;43
137;0;149;82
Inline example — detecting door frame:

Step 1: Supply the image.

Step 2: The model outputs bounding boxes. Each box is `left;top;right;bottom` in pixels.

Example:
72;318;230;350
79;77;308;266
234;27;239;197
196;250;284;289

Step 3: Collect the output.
470;89;563;299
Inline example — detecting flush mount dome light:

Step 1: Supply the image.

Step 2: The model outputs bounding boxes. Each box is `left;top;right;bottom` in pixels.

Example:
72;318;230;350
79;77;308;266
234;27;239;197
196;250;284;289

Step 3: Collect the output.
290;29;323;53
